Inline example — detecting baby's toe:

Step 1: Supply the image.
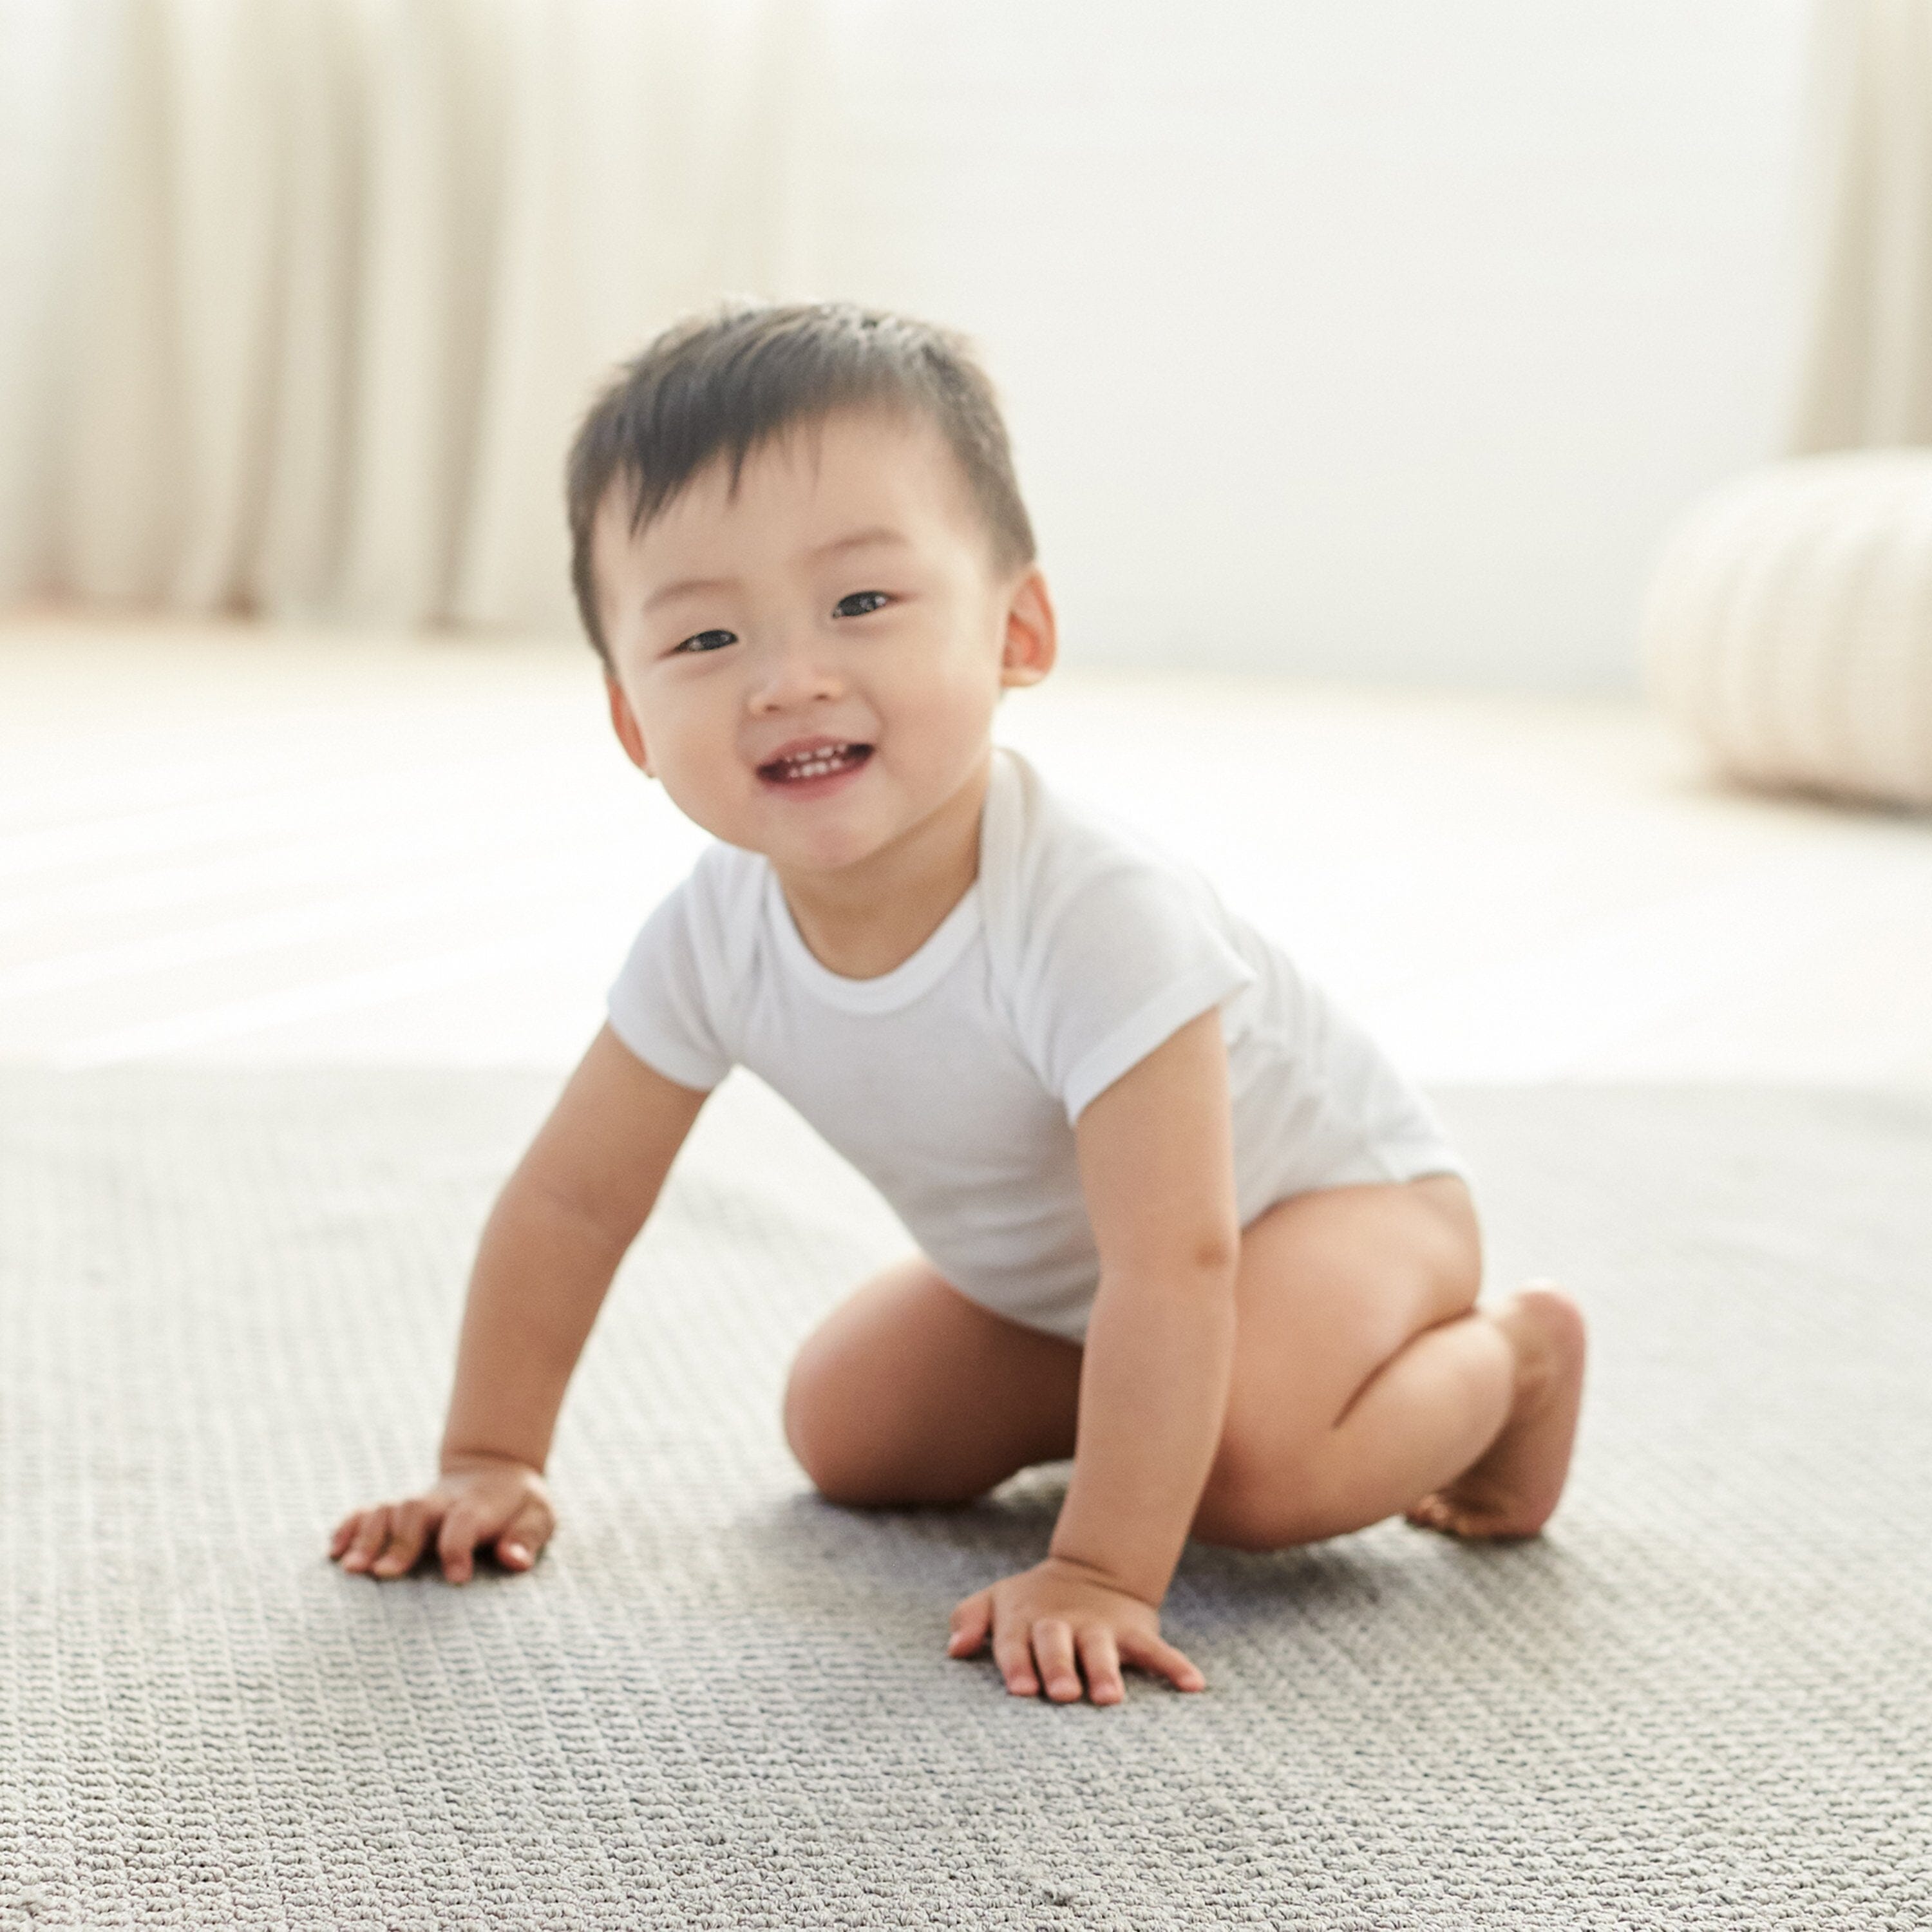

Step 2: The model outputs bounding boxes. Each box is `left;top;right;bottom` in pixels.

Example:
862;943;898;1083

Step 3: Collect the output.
1405;1492;1482;1538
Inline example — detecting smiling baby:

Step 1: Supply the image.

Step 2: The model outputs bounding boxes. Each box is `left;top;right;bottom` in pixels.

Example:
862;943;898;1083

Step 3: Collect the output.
330;300;1587;1707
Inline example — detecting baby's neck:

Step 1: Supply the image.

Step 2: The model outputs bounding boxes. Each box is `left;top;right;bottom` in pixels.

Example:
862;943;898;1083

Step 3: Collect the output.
775;755;989;981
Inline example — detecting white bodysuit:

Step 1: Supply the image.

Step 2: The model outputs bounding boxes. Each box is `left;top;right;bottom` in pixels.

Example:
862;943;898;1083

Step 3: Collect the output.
607;743;1464;1343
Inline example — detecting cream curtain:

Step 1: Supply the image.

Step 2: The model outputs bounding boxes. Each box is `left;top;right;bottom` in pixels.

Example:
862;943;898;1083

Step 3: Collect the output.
2;1;1815;688
1791;0;1932;450
0;0;827;632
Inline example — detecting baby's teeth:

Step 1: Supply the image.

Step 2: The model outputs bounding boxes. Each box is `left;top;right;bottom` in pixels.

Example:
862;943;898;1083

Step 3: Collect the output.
779;744;855;779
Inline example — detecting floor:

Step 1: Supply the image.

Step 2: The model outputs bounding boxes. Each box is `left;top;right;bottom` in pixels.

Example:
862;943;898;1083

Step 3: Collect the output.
11;1066;1929;1926
4;610;1928;1084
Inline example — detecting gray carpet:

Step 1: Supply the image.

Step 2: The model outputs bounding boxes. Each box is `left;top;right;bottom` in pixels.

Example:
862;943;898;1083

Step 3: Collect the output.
3;1068;1929;1930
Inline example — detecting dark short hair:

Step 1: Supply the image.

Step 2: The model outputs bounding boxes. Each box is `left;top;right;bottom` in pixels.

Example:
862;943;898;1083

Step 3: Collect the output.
564;299;1037;664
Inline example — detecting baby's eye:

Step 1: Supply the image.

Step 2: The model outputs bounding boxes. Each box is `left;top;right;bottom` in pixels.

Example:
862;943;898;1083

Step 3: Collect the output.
833;591;890;619
672;629;736;656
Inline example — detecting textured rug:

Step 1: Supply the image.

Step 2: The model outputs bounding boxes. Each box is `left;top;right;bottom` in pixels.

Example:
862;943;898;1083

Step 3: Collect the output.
3;1068;1929;1930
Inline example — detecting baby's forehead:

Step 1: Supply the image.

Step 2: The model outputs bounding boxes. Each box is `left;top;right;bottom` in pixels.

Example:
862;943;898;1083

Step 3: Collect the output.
609;404;987;558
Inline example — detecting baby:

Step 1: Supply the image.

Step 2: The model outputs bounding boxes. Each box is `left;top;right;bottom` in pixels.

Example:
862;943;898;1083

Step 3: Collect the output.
330;300;1587;1707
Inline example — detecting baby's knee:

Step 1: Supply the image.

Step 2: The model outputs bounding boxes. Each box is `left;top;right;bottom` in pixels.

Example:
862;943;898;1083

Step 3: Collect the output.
784;1415;889;1508
781;1348;874;1502
781;1343;958;1508
1191;1428;1341;1552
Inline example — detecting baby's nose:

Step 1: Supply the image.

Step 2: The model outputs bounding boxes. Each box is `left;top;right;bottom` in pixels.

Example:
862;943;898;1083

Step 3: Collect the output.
750;638;842;708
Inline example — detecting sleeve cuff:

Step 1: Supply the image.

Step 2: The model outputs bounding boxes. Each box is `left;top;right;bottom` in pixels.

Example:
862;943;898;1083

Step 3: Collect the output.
1061;958;1255;1123
605;994;727;1093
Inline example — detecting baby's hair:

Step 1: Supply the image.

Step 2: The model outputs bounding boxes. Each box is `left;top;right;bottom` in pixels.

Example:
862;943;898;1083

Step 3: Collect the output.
564;299;1037;665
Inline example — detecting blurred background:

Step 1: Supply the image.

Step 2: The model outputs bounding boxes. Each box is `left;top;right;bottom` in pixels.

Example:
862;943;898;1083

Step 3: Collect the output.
1;0;1818;683
2;0;1926;1082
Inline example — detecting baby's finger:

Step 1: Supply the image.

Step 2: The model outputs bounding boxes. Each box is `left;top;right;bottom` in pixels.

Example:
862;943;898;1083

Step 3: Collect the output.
328;1513;360;1559
992;1622;1040;1698
1077;1626;1125;1706
437;1505;489;1585
372;1499;434;1577
492;1499;553;1571
1118;1628;1207;1693
946;1590;992;1658
339;1504;392;1573
1031;1619;1082;1703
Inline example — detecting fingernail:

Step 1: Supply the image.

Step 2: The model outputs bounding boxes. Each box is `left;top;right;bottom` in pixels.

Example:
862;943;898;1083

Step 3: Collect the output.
503;1543;529;1564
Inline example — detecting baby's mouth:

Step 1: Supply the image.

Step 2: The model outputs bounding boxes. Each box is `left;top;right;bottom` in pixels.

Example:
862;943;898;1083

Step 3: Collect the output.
757;743;873;784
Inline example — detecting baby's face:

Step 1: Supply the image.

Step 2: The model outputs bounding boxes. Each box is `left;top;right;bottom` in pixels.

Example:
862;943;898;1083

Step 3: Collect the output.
596;405;1051;878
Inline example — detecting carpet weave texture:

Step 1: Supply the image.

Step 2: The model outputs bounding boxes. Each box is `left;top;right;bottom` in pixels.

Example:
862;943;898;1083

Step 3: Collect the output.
3;1068;1929;1929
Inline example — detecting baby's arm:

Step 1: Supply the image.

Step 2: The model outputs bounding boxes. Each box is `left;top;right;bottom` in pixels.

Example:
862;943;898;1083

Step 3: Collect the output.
330;1024;708;1582
948;1007;1240;1698
1054;1006;1241;1599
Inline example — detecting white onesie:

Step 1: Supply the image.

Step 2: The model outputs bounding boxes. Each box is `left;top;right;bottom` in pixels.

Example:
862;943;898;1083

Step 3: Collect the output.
606;743;1464;1343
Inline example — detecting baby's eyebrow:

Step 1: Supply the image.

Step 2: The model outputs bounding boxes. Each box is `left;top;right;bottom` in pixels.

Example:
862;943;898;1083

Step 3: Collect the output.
645;575;733;614
644;528;911;615
811;526;910;560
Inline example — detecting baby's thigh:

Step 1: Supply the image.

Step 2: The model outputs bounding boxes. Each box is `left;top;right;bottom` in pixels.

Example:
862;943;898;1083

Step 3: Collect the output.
1222;1174;1481;1445
782;1254;1081;1508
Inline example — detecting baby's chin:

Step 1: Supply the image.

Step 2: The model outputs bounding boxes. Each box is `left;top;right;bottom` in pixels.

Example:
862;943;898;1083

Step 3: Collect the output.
659;783;890;867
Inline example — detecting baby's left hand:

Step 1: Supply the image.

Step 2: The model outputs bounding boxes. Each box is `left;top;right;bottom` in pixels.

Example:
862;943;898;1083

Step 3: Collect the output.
947;1555;1207;1705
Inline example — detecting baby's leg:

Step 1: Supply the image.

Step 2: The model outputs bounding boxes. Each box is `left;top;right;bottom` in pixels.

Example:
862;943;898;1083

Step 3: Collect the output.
784;1181;1586;1542
1190;1175;1586;1549
1399;1283;1587;1539
782;1256;1081;1507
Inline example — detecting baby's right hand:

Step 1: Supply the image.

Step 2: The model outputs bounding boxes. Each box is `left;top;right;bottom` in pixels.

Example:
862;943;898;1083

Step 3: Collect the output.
329;1454;556;1584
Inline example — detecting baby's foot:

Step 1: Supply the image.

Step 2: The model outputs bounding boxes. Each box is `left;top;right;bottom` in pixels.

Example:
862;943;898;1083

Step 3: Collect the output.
1405;1283;1586;1541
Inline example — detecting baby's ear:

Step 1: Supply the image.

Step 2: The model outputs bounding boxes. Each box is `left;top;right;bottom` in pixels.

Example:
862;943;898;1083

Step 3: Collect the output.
1001;567;1057;688
605;675;653;775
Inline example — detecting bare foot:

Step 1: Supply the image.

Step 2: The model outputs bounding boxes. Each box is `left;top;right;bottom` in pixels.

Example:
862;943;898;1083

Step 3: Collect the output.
1405;1283;1587;1540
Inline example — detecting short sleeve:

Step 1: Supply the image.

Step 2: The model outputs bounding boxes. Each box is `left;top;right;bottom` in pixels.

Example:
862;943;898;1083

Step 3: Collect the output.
1018;860;1258;1123
605;874;734;1092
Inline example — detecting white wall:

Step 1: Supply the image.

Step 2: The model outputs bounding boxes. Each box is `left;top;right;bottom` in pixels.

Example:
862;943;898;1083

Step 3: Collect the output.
802;0;1815;692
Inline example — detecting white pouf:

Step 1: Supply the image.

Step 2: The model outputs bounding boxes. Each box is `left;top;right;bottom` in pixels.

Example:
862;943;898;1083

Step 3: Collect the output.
1641;451;1932;810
